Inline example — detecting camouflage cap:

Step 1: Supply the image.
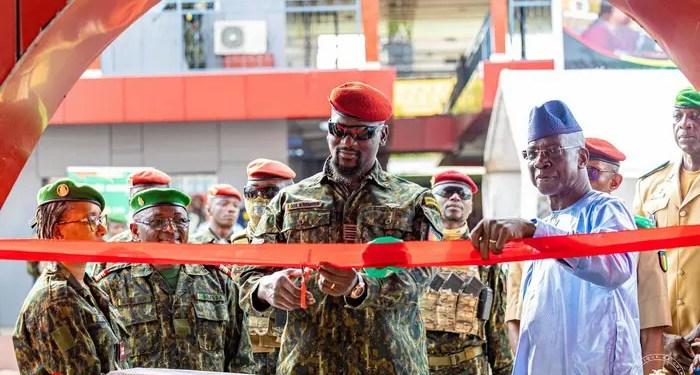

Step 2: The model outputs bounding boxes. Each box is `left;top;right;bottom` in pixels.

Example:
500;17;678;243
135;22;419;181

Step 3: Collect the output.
674;87;700;108
130;188;191;214
36;178;105;210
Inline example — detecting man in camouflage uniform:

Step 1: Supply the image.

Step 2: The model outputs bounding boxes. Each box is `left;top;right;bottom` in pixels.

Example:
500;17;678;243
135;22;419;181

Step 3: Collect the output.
95;187;256;372
422;170;513;374
232;158;296;374
240;82;443;374
14;178;129;374
190;183;242;244
87;167;171;278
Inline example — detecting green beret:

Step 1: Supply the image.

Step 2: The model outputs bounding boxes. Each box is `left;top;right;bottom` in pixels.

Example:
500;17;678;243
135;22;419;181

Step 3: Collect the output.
674;87;700;108
130;188;191;214
37;178;105;210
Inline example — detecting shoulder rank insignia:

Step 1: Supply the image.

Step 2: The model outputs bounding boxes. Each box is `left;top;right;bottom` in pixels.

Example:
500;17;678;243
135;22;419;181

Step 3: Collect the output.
639;161;671;180
422;195;440;211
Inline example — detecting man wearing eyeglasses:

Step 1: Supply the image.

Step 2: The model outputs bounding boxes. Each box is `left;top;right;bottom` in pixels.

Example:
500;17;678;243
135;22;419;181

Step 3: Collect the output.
506;137;670;374
190;184;243;244
420;170;513;374
239;81;443;374
472;100;641;374
635;88;700;371
95;188;256;372
14;178;129;374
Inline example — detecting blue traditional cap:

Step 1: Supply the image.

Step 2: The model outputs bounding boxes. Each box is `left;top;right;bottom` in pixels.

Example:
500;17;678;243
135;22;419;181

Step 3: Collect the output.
527;100;583;142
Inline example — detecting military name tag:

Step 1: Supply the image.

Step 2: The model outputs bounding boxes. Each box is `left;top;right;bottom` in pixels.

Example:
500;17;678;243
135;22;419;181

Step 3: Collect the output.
286;200;323;211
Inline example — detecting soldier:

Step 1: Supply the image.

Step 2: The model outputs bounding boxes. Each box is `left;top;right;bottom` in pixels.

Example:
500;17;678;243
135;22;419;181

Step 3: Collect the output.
239;81;443;374
190;184;242;244
13;178;128;374
87;168;171;278
421;170;513;374
95;188;256;372
506;137;671;375
232;158;295;375
231;158;296;244
635;88;700;372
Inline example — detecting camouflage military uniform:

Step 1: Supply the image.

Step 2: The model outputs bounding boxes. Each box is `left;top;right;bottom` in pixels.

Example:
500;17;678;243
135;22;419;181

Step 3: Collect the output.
240;160;443;374
87;229;133;278
232;224;284;375
190;226;232;244
96;263;256;373
422;227;513;375
13;262;129;374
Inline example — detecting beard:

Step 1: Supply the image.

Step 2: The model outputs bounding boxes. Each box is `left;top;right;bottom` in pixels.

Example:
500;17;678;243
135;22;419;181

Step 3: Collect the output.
330;149;363;182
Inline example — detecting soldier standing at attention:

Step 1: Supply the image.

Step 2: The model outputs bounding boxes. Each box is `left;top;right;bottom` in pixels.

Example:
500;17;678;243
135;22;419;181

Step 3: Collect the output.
14;179;128;374
95;188;256;372
239;81;443;374
231;158;296;375
422;170;513;374
190;183;242;244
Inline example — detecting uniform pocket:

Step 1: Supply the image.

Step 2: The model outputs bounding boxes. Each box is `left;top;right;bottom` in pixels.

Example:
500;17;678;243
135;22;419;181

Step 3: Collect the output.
282;209;331;243
193;295;229;352
642;196;670;226
114;295;161;356
357;206;414;242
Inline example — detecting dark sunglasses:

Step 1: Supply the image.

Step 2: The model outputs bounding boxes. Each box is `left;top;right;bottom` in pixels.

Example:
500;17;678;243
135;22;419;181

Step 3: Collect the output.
244;185;281;200
432;184;472;200
587;166;617;181
328;122;384;141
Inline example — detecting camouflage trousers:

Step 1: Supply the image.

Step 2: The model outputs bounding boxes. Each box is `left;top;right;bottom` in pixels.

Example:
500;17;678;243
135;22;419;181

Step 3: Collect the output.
429;354;489;375
254;350;279;375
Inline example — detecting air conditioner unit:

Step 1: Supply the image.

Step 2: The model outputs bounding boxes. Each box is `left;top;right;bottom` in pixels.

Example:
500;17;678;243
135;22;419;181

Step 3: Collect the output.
214;20;267;55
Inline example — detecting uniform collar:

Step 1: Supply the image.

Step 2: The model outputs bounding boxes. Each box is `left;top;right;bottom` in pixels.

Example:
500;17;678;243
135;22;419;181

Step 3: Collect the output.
321;157;389;189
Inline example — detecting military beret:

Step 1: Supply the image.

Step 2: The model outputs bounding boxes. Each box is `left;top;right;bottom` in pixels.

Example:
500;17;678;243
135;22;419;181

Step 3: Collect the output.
130;188;191;214
431;170;479;194
528;100;582;142
674;87;700;109
585;137;626;165
247;158;296;180
329;81;393;123
208;184;242;200
129;168;171;187
37;178;105;210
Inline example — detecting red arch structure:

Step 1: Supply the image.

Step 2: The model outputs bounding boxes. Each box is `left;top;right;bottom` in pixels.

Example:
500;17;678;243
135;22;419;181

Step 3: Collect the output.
0;0;699;208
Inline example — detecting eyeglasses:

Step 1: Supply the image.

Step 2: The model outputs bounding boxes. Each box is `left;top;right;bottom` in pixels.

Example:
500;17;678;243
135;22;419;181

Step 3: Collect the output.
134;217;189;230
521;146;580;161
328;122;385;141
587;166;617;181
432;184;472;200
56;215;106;232
244;185;281;200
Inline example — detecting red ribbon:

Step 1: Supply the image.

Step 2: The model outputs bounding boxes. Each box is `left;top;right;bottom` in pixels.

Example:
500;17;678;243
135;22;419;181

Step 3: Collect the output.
1;224;699;268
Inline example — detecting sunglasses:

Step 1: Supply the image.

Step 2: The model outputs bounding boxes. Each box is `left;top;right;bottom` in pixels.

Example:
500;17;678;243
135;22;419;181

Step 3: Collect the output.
432;184;473;200
328;122;385;141
244;185;281;200
587;166;617;181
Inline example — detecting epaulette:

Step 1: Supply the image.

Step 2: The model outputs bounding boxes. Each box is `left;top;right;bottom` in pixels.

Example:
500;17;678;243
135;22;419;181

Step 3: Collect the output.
94;263;131;282
639;161;671;180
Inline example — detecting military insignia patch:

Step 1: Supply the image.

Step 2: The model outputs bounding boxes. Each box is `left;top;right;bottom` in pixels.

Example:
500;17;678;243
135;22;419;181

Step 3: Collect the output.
137;197;145;207
51;324;76;353
56;183;70;197
286;200;323;211
422;196;440;211
658;250;668;272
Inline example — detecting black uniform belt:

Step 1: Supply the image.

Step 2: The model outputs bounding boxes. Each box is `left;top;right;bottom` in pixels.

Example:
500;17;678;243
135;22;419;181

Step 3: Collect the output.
428;346;483;367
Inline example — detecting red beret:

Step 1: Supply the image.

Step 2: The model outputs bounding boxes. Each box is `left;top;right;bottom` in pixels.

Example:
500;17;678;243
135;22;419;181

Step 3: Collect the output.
129;168;171;187
431;170;479;194
208;184;242;200
585;137;626;165
329;82;392;122
247;158;296;180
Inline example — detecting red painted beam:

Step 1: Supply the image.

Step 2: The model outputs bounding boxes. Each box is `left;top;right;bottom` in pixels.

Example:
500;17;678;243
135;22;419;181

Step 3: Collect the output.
0;0;160;208
50;69;396;124
0;0;17;83
19;0;68;54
